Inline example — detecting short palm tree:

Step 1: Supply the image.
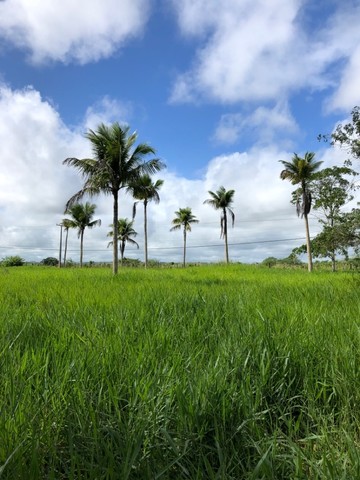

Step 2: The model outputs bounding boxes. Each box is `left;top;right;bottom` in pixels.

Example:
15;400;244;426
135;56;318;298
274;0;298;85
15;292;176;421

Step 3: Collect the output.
129;174;164;268
107;218;139;266
170;207;199;267
204;186;235;263
63;122;165;274
279;152;323;272
64;202;101;267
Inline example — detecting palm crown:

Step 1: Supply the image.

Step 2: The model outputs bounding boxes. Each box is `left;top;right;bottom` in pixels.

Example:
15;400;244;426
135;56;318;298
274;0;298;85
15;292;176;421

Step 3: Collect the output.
170;207;199;232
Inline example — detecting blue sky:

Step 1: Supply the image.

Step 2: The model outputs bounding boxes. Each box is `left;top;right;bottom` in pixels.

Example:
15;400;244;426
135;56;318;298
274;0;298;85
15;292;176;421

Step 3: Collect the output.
0;0;360;264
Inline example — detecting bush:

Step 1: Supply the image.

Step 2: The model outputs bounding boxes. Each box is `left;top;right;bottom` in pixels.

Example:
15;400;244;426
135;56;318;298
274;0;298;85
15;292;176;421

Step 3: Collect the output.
41;257;59;266
262;256;278;268
1;255;25;267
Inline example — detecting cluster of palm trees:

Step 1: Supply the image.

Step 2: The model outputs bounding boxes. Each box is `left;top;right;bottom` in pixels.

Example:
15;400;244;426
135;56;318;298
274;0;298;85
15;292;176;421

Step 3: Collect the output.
63;121;322;273
62;122;239;272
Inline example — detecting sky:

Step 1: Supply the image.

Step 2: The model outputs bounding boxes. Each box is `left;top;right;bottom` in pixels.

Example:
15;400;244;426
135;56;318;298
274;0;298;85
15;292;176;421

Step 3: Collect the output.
0;0;360;265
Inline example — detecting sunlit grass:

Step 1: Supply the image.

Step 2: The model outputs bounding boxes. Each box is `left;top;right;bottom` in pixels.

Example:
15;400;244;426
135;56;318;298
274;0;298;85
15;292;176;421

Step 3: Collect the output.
0;265;359;479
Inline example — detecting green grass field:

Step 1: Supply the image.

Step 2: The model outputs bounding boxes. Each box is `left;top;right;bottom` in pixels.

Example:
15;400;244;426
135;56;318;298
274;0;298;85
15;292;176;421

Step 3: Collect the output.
0;265;359;479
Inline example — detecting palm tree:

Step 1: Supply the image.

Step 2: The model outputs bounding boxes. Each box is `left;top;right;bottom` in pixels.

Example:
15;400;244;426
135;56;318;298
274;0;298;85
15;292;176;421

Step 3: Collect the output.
204;186;235;263
61;218;73;266
64;202;101;267
63;122;165;274
279;152;323;272
107;218;139;266
170;207;199;267
129;174;164;268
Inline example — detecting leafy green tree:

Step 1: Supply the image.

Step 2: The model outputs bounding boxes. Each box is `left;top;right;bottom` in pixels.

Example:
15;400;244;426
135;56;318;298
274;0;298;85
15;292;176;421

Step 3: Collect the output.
279;152;323;272
64;202;101;267
204;186;235;264
1;255;24;267
41;257;59;266
107;218;139;266
129;174;164;268
262;256;278;268
328;106;360;160
307;166;358;270
63;122;165;274
170;207;199;267
293;208;360;271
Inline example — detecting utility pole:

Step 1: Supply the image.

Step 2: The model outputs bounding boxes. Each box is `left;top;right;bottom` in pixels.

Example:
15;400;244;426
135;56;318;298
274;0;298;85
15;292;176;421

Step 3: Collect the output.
57;223;63;268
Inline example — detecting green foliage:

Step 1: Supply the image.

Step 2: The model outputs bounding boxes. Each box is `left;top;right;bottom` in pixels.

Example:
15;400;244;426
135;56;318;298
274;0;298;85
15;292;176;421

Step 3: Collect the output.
278;252;303;266
329;106;360;160
1;255;25;266
262;256;278;267
40;257;59;266
1;265;360;478
311;166;358;220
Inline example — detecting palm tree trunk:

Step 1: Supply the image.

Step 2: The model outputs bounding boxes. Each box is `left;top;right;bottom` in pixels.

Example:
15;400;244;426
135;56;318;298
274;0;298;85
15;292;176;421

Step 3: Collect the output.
224;209;229;264
144;200;148;268
183;227;187;267
113;190;119;274
58;224;63;268
80;229;84;268
120;241;125;266
304;213;313;272
64;228;69;266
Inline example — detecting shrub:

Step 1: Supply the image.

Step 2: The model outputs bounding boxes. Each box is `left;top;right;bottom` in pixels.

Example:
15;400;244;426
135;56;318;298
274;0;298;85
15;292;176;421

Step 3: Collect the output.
41;257;59;266
262;256;278;268
1;255;25;267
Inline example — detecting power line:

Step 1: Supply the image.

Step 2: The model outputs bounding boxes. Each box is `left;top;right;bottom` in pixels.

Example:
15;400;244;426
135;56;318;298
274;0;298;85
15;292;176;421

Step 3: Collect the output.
0;236;308;253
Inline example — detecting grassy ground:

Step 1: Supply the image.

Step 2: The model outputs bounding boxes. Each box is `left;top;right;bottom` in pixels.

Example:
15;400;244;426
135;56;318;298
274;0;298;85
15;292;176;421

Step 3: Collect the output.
0;265;359;479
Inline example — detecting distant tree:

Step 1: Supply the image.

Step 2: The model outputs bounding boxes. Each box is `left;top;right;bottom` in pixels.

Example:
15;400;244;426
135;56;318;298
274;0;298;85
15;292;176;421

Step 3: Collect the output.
64;202;101;268
307;166;359;271
293;207;360;270
63;122;165;275
279;252;303;267
129;174;164;268
1;255;24;267
107;218;139;266
279;152;323;272
204;186;235;264
41;257;58;266
262;256;278;268
170;207;199;267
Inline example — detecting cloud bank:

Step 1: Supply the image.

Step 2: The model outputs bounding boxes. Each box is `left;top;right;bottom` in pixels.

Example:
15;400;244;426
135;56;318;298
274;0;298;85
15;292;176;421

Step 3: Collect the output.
0;0;150;64
170;0;360;111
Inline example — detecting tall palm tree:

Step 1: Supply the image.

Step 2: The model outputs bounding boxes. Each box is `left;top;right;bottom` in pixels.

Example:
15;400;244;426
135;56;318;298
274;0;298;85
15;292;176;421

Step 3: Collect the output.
63;122;165;274
204;186;235;263
61;218;73;267
129;174;164;268
279;152;323;272
107;218;139;266
170;207;199;267
64;202;101;267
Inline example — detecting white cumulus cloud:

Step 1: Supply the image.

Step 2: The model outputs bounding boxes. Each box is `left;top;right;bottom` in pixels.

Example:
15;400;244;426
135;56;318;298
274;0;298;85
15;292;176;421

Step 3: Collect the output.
170;0;360;112
0;0;150;64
